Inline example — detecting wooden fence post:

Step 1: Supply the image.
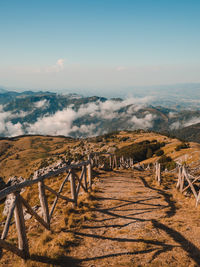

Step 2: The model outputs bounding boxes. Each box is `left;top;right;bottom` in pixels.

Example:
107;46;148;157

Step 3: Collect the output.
120;156;123;169
176;165;182;189
38;180;50;228
14;192;29;259
158;163;161;185
196;190;200;207
94;154;98;166
87;156;92;189
112;156;115;169
83;165;88;191
114;155;117;169
70;171;77;207
109;155;112;169
1;196;16;240
155;162;158;181
155;162;161;185
180;166;185;193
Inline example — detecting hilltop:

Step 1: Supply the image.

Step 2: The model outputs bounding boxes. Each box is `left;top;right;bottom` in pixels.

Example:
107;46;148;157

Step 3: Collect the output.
0;130;200;182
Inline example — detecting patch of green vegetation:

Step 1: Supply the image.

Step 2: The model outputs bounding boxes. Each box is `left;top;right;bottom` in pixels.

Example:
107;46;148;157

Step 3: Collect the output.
116;140;165;162
120;136;129;142
155;149;164;156
175;142;190;151
158;155;176;170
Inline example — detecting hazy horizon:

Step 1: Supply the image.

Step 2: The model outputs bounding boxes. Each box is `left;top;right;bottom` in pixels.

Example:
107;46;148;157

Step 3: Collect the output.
1;82;200;100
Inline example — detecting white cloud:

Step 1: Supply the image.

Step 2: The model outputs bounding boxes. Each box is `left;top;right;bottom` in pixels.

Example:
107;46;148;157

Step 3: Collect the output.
26;108;76;136
10;111;30;119
34;99;49;109
170;116;200;130
168;112;177;118
183;117;200;127
170;121;181;130
46;58;65;73
73;96;152;121
5;122;23;136
71;123;99;136
130;113;155;129
0;108;24;137
0;96;158;137
25;96;155;136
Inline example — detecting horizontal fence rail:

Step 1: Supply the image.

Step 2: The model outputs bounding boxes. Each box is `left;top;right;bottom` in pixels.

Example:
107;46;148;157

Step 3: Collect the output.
0;152;139;259
153;161;200;207
176;165;200;207
0;157;93;259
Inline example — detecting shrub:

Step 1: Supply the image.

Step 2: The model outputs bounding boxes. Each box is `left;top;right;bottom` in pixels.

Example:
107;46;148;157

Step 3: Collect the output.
116;140;163;162
175;142;190;151
158;155;176;171
120;137;129;142
155;149;164;156
165;161;176;170
158;155;172;164
95;137;103;143
160;142;166;147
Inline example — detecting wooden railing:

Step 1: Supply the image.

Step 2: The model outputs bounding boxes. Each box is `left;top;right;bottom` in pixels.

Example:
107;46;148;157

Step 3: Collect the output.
176;165;200;207
90;152;118;169
0;152;139;259
0;158;92;259
153;162;200;207
90;152;135;170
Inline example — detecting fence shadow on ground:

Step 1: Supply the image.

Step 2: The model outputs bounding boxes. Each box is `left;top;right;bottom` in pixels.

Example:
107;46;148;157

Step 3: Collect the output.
139;175;177;218
151;219;200;265
64;229;177;263
30;254;81;267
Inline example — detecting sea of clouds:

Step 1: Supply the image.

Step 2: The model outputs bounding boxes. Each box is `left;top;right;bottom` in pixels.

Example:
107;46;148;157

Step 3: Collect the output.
2;94;199;137
0;96;158;137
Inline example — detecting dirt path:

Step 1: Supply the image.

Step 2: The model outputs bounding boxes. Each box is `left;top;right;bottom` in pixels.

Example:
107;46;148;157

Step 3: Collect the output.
66;170;200;267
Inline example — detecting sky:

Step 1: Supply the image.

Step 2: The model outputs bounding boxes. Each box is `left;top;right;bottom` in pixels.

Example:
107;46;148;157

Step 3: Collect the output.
0;0;200;95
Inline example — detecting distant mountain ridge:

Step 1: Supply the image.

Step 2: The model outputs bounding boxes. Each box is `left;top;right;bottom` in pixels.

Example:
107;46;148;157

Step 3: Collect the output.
172;123;200;143
0;89;199;142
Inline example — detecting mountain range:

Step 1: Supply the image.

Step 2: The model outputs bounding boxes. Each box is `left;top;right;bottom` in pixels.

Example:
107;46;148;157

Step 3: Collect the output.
0;88;200;142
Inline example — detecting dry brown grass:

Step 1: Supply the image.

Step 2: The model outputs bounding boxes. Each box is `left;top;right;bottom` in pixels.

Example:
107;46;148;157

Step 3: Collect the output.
0;131;199;182
1;132;200;266
0;190;98;266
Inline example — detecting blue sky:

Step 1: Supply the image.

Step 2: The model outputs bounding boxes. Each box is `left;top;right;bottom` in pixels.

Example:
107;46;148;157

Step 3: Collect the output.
0;0;200;95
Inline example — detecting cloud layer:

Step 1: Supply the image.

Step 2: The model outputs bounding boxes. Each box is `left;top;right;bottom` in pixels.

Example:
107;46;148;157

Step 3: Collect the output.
2;94;199;138
0;96;157;137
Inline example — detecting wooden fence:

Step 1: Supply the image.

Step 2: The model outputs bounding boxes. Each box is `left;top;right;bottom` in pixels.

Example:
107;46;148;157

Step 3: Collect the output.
154;162;200;207
176;165;200;207
90;153;135;170
0;158;92;259
0;152;141;259
89;152;117;169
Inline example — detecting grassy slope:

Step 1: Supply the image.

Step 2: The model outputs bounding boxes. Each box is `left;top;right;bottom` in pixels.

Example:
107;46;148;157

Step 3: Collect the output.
0;131;200;266
1;131;200;182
